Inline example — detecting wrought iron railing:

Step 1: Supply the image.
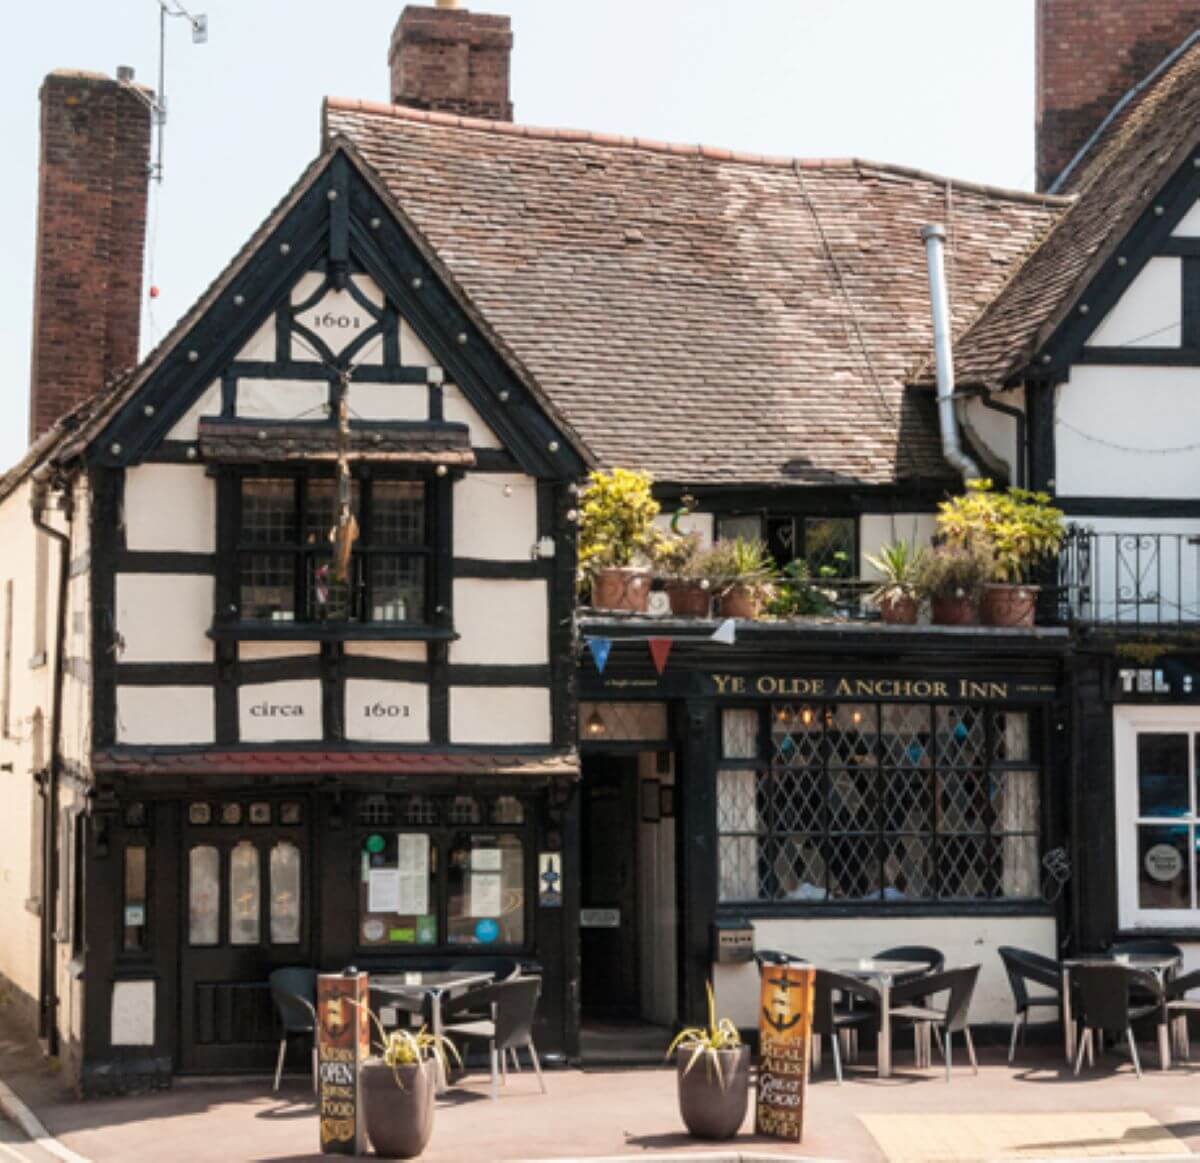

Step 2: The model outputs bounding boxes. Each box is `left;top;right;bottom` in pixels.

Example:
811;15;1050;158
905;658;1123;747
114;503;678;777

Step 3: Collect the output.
1055;526;1200;627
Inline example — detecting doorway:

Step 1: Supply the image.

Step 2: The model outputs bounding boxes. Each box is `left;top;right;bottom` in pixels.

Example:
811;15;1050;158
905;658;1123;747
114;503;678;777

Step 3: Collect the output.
580;752;677;1061
178;797;313;1073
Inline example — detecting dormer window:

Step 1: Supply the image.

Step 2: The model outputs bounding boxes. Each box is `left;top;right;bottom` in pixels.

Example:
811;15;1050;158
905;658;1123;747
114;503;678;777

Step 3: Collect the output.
236;473;428;625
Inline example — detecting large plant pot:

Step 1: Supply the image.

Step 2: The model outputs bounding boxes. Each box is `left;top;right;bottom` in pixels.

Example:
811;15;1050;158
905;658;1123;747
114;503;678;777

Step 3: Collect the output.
980;583;1039;628
591;567;652;613
719;585;760;620
665;579;712;618
878;593;919;625
361;1058;436;1159
930;594;978;626
677;1045;750;1140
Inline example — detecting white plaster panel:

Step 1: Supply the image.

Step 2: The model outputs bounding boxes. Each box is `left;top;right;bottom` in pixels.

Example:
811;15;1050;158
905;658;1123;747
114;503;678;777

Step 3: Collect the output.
239;680;322;743
453;474;538;560
859;514;937;575
166;380;221;441
124;465;215;553
962;394;1021;479
1055;366;1200;497
344;641;428;663
449;579;548;665
1172;199;1200;237
116;686;214;745
344;679;429;743
713;913;1056;1028
116;574;213;663
235;317;277;362
652;511;715;549
1086;256;1181;348
347;382;427;421
238;642;321;661
450;687;551;745
292;284;381;362
400;318;436;367
237;379;329;421
443;384;501;449
290;271;325;304
111;980;155;1046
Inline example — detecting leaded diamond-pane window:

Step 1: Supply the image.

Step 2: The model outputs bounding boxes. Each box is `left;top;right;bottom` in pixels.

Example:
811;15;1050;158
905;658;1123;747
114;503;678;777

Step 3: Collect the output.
717;701;1042;903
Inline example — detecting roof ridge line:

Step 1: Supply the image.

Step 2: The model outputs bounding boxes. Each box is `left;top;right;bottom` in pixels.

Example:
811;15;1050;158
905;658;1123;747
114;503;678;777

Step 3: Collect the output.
322;96;1073;207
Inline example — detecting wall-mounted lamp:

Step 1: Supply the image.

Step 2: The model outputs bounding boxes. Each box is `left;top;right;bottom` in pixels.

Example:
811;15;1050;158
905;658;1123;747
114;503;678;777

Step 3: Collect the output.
585;709;607;738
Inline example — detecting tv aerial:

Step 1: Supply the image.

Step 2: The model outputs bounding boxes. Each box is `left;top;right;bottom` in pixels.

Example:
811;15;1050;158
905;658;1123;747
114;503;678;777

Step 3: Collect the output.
117;1;209;182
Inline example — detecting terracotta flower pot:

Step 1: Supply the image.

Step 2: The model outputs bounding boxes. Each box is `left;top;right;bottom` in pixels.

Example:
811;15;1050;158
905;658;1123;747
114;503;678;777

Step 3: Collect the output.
590;567;652;613
719;584;760;620
980;583;1039;628
878;592;919;625
361;1058;436;1159
930;593;978;626
677;1045;750;1140
665;579;712;618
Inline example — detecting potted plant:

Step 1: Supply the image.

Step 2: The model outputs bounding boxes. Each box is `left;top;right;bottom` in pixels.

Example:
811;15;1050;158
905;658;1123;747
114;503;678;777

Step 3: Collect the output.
762;558;837;618
359;1022;461;1159
656;531;712;617
700;538;774;619
936;480;1065;627
578;468;661;613
667;983;750;1140
865;540;927;625
914;542;992;625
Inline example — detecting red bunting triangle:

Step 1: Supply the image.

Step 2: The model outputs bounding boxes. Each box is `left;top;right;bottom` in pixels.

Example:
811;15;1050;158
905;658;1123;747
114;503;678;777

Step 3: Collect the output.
648;637;673;675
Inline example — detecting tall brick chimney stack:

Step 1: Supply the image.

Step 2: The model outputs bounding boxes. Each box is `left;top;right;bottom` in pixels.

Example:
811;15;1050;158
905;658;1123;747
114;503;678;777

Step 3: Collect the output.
389;3;513;122
1037;0;1200;191
28;70;152;442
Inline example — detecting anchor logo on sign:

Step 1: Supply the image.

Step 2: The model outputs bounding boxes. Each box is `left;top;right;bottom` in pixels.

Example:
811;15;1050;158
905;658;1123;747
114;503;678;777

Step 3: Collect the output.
762;972;804;1034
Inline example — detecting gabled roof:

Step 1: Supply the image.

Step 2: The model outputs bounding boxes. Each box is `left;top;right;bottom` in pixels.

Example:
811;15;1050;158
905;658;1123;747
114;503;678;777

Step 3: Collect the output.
323;99;1064;486
944;34;1200;390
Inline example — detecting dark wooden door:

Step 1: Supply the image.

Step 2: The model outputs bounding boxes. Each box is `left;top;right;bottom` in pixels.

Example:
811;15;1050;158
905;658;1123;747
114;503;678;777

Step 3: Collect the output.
178;797;313;1073
581;755;639;1017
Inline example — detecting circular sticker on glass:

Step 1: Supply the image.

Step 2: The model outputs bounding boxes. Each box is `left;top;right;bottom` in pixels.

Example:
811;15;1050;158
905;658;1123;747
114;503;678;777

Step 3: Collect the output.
474;918;499;944
1145;843;1184;882
363;920;385;942
365;834;385;854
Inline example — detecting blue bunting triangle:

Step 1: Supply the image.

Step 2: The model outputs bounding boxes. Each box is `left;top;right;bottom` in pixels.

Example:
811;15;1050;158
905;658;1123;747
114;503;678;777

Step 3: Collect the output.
585;636;613;674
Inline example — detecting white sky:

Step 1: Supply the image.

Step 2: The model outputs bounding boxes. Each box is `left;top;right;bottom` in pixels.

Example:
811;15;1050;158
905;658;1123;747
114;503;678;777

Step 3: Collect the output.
1;0;1035;472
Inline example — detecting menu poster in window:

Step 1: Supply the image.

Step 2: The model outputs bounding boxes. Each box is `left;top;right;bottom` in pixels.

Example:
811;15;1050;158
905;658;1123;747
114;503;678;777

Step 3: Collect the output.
367;868;401;915
317;972;369;1156
756;964;813;1142
397;833;429;916
469;871;503;918
472;847;502;872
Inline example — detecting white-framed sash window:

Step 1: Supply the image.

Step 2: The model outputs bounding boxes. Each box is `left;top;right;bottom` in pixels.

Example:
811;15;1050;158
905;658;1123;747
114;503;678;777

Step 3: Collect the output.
1115;706;1200;928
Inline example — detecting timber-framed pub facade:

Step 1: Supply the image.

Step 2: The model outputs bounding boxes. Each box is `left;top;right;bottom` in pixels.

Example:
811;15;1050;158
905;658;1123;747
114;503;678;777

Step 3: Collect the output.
8;0;1200;1093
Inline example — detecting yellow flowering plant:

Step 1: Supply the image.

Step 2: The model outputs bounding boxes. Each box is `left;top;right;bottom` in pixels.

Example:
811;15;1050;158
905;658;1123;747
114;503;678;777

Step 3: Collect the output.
577;468;662;577
936;479;1065;584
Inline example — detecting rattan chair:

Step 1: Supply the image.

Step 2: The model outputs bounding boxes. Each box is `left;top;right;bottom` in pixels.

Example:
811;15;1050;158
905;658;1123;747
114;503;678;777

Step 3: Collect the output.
268;967;318;1093
887;964;980;1082
998;946;1063;1062
1072;963;1165;1078
443;976;546;1100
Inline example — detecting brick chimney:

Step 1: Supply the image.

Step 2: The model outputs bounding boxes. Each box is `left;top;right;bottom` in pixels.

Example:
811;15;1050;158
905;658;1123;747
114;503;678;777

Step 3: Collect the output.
28;70;152;442
389;3;513;122
1037;0;1200;190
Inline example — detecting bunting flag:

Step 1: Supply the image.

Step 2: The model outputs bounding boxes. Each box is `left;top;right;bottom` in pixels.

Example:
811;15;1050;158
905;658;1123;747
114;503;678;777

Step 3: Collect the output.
585;636;613;674
711;618;737;645
648;637;673;675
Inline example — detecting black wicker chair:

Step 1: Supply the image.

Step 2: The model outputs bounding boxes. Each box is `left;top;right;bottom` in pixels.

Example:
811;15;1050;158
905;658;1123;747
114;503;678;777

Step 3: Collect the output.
998;946;1063;1062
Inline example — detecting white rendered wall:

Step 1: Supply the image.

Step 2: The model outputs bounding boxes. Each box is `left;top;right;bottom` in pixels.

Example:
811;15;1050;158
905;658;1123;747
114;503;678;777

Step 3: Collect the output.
1055;367;1200;498
166;381;220;441
449;580;548;665
961;394;1021;481
238;680;322;743
443;384;501;448
859;514;938;571
1085;257;1181;348
651;511;714;549
1173;200;1200;237
124;465;215;553
453;475;538;560
116;575;213;664
347;382;427;421
60;477;92;768
344;679;429;744
116;686;214;745
712;913;1056;1029
449;687;551;745
236;379;329;421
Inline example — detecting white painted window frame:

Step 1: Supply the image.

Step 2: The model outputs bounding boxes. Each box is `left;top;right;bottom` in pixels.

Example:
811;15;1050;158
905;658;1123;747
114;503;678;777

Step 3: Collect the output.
1114;704;1200;928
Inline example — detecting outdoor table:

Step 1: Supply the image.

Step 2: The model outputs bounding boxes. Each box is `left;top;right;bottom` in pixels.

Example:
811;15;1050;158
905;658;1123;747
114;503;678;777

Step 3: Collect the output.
821;958;929;1079
1060;953;1181;1070
372;970;493;1093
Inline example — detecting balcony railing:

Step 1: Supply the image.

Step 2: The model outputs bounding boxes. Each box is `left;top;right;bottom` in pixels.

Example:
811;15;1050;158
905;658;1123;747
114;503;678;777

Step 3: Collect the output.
1056;526;1200;628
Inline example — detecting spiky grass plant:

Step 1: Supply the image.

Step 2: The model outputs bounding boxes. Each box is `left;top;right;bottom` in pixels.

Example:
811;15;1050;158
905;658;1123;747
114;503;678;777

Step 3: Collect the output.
355;1003;462;1089
666;982;742;1089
